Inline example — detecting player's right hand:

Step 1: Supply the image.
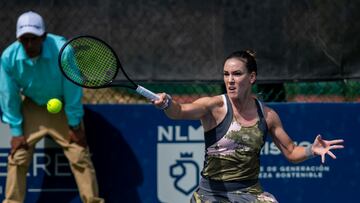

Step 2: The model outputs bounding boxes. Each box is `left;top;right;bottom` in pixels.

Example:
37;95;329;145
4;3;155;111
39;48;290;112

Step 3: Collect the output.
10;135;29;157
153;93;170;110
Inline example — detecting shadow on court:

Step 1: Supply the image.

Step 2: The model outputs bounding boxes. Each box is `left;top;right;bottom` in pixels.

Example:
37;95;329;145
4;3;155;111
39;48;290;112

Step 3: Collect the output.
34;107;143;203
34;145;81;202
84;107;144;203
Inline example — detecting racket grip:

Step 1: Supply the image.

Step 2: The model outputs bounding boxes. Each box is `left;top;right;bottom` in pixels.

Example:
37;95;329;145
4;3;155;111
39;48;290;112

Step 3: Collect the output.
136;85;160;100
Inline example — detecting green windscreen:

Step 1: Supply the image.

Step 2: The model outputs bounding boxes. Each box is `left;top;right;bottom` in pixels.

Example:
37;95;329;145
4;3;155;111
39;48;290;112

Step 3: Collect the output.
59;37;118;88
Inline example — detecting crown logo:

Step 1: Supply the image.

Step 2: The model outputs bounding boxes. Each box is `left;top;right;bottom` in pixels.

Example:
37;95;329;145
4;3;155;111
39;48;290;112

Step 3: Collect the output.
180;152;193;158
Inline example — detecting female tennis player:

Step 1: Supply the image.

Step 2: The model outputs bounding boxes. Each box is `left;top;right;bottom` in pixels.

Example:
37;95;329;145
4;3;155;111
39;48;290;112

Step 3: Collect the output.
153;50;344;203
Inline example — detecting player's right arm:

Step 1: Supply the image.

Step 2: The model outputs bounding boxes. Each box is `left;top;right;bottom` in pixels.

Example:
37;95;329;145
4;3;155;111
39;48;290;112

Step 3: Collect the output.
164;96;212;120
154;93;224;130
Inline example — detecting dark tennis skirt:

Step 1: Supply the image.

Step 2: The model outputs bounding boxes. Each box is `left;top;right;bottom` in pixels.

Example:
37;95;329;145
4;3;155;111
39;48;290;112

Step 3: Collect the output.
190;178;278;203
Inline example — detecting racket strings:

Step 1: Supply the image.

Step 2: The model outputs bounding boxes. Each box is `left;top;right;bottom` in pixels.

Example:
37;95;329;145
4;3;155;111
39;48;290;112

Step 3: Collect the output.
60;37;118;87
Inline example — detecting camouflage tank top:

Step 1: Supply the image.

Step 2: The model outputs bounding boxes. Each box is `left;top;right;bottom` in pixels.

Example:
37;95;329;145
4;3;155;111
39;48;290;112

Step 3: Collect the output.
201;94;268;192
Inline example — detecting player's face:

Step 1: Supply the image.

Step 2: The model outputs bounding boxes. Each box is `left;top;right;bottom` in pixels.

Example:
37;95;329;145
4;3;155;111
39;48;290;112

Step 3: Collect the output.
18;33;44;58
223;58;256;99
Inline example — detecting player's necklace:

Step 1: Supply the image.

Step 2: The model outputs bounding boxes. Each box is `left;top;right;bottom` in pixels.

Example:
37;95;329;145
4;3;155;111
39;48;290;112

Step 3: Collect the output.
233;111;258;127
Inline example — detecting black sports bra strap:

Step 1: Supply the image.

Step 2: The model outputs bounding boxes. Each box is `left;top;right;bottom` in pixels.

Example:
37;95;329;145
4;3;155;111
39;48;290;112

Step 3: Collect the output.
204;96;268;149
204;95;233;148
254;98;268;144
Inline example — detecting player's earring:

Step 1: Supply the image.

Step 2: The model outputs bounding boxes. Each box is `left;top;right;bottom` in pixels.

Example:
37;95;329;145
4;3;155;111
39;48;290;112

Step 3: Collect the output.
250;73;256;84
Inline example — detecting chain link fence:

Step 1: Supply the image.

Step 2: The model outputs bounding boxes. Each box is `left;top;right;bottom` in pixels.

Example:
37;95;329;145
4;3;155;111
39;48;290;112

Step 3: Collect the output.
1;1;359;104
82;80;360;104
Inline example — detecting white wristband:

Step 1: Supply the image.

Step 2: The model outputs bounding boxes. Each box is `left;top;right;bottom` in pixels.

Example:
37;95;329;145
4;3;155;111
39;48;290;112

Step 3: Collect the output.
305;144;316;159
160;94;172;110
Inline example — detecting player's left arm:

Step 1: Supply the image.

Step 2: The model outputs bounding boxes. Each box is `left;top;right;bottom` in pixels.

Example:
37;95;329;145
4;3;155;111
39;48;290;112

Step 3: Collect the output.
265;107;344;163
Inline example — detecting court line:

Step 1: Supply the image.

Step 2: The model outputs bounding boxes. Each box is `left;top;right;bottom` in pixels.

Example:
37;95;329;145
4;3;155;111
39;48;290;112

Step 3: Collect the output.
28;188;78;192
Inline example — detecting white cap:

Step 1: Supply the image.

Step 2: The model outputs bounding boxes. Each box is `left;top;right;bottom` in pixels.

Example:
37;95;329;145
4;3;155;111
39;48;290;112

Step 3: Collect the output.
16;11;45;38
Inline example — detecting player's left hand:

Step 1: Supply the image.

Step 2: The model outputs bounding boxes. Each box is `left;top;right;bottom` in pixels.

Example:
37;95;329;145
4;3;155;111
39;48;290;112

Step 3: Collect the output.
311;134;344;163
69;126;88;148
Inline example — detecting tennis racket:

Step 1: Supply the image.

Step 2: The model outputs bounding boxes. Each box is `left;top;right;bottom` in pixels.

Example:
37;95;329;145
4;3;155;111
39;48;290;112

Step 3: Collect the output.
58;35;159;100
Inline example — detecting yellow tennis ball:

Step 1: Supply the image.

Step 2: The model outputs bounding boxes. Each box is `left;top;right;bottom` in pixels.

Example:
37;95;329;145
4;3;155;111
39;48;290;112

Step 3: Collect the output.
47;98;62;114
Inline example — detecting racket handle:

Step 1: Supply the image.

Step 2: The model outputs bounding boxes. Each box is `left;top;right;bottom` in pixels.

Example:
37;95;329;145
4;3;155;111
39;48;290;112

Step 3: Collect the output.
136;85;160;100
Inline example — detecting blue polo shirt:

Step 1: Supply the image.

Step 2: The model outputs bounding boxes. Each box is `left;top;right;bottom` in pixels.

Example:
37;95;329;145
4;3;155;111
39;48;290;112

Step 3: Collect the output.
0;33;84;136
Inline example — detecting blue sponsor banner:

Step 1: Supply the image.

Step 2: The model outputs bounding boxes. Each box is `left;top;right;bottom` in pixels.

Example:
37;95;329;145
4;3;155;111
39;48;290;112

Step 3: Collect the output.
0;146;82;202
259;103;359;203
0;103;359;203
